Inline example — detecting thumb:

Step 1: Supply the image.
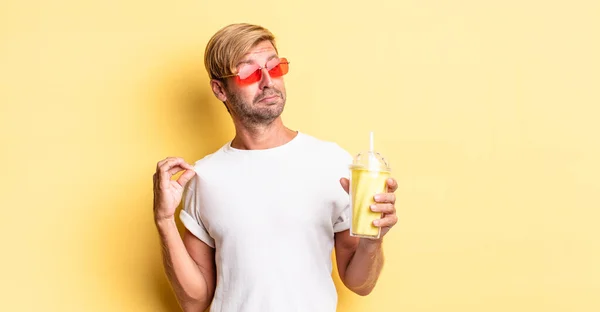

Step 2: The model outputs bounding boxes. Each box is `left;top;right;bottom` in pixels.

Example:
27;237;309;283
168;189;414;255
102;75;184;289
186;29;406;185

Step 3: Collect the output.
339;178;350;194
177;169;196;187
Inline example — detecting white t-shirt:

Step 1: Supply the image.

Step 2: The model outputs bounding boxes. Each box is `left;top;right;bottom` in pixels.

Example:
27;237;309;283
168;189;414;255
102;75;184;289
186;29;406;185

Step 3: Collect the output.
180;132;353;312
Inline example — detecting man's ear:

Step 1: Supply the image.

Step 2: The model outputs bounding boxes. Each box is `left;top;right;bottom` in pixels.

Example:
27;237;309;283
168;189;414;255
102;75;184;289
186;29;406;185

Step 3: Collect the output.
210;79;227;102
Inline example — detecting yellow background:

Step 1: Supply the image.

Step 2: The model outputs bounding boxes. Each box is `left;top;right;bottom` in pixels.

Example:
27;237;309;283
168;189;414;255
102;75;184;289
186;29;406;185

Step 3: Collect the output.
1;0;599;311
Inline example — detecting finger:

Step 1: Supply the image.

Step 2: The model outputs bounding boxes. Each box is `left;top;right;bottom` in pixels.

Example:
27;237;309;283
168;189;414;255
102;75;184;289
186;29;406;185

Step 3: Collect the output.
374;193;395;204
167;165;187;176
339;178;350;194
370;203;395;214
157;157;186;169
373;214;398;228
159;157;187;174
156;160;186;190
157;157;177;169
387;178;398;192
177;169;196;187
180;162;194;170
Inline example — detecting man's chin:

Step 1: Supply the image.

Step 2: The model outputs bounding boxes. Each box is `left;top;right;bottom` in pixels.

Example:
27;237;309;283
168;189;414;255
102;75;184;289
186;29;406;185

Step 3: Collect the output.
258;107;284;120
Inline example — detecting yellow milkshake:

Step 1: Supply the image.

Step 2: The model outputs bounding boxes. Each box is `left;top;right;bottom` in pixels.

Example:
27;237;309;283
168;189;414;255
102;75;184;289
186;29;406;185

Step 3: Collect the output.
348;132;391;239
350;167;390;238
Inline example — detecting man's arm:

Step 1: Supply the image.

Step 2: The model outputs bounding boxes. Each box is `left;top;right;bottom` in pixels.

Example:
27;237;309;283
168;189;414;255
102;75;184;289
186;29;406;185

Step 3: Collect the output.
334;177;398;296
156;219;216;311
334;231;384;296
153;157;216;311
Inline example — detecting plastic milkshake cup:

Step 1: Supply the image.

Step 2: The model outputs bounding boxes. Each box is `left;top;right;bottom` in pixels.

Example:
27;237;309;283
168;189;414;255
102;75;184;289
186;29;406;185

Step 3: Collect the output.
349;132;391;239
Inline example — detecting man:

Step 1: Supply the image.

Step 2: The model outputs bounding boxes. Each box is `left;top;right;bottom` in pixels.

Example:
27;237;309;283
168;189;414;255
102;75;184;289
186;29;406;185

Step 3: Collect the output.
152;23;398;312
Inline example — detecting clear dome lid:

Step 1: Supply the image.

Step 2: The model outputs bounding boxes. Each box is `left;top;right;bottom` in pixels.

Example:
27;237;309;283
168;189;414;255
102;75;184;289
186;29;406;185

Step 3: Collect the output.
350;151;390;172
348;131;390;172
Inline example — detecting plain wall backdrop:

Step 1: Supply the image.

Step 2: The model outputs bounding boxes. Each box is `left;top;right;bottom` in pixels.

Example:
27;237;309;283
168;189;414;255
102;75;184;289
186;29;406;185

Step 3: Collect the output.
1;0;599;311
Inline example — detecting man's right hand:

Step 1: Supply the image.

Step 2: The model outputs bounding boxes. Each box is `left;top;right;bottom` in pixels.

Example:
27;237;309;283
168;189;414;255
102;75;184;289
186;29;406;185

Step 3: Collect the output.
153;157;196;222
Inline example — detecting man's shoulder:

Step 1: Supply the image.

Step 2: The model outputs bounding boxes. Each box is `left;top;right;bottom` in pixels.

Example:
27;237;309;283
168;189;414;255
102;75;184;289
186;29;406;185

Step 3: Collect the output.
297;132;353;162
191;142;232;171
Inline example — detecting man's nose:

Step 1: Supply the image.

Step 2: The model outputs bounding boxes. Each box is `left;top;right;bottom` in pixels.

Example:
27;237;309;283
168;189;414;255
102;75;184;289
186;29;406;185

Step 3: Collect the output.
258;68;274;89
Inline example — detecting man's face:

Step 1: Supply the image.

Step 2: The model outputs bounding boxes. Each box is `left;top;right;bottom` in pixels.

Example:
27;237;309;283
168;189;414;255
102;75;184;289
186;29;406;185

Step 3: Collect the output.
223;41;287;125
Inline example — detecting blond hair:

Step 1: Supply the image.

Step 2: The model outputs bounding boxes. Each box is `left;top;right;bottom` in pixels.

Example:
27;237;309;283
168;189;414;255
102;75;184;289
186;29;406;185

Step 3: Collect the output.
204;23;278;80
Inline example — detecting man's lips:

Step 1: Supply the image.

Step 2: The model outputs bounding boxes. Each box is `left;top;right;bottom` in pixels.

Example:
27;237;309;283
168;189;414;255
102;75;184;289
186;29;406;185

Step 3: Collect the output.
257;94;279;102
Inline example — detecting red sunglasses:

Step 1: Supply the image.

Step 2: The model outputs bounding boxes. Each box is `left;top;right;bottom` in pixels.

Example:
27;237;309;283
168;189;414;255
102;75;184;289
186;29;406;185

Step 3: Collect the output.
219;57;289;86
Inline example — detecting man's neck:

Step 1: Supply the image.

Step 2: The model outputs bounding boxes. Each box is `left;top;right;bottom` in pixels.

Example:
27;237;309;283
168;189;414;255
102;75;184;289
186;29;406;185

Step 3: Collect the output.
230;117;297;150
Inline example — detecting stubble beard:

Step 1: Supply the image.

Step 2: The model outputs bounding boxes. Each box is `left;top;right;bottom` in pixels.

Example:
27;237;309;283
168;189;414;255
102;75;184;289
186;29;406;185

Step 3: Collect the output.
226;87;286;126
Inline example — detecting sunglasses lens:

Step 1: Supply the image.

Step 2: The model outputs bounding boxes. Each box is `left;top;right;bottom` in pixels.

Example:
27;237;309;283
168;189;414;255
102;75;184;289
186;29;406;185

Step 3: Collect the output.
237;64;260;80
267;58;289;78
234;58;289;85
236;66;262;85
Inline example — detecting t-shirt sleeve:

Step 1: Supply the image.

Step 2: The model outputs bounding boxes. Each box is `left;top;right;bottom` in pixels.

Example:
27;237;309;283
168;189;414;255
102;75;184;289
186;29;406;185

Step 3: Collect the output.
333;205;351;232
179;175;215;248
332;144;354;233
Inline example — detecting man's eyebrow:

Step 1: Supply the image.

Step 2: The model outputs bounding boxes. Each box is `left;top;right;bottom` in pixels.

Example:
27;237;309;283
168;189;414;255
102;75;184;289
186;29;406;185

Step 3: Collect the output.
235;54;279;67
235;59;254;67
